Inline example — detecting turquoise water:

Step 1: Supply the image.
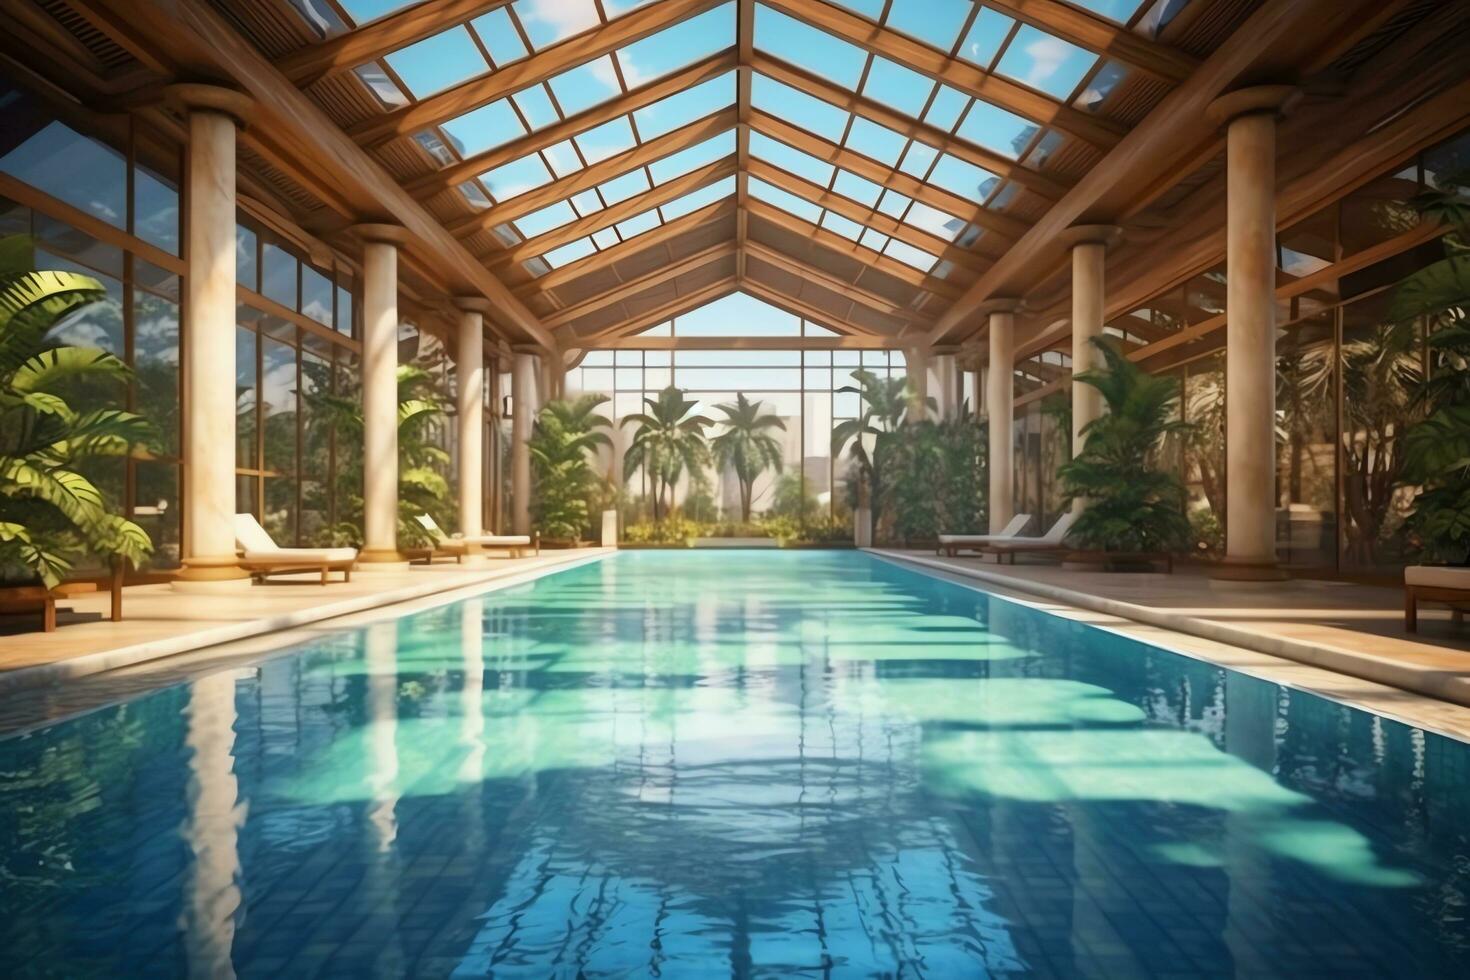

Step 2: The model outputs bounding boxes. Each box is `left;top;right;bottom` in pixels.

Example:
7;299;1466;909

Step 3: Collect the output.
1;550;1468;977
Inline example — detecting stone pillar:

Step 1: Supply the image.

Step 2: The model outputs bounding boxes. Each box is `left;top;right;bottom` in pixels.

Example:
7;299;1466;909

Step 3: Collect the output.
905;346;929;422
454;298;490;565
1060;225;1121;461
511;350;537;535
353;224;410;567
170;85;253;592
1208;86;1299;583
984;302;1021;534
932;352;958;420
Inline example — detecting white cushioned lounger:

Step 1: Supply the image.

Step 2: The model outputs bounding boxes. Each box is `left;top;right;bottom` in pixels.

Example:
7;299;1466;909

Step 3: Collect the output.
232;513;357;583
937;514;1031;555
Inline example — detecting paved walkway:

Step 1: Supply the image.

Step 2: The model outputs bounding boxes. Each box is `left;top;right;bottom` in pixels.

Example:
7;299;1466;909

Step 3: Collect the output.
0;550;610;692
873;549;1470;737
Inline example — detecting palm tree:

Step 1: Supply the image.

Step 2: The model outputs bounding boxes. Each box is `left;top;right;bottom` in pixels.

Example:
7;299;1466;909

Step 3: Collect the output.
1058;338;1194;552
831;369;928;537
621;386;711;522
710;393;786;522
0;235;154;586
529;394;613;540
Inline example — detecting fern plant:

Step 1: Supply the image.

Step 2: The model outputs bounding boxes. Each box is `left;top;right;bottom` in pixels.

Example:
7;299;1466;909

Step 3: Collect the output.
1058;338;1193;552
0;235;154;587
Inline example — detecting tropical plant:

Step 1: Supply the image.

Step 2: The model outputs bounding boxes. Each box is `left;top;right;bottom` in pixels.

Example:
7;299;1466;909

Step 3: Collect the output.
710;392;786;522
303;362;451;548
831;369;930;540
528;393;613;540
621;386;711;521
0;236;154;587
1058;338;1194;552
882;414;987;544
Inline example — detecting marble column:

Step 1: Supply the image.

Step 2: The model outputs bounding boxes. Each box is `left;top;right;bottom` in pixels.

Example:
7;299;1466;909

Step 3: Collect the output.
169;85;253;592
1208;86;1299;583
511;350;537;535
984;302;1021;534
905;346;929;423
1060;225;1121;461
181;670;244;977
932;352;958;420
454;298;490;564
353;224;410;567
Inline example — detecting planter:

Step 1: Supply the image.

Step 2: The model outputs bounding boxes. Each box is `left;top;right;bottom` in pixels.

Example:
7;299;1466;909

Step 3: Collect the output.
692;537;778;549
540;537;586;549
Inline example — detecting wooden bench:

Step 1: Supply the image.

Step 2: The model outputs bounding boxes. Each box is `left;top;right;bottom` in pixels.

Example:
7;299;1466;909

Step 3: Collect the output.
0;559;125;632
1405;565;1470;632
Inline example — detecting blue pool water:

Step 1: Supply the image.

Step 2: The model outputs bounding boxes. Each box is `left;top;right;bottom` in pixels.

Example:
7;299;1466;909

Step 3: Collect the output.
1;550;1468;977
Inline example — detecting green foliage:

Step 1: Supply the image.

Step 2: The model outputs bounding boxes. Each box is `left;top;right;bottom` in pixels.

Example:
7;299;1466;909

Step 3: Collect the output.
622;386;711;521
710;392;786;521
529;394;612;540
1058;338;1193;552
0;236;154;586
882;415;988;544
622;516;702;545
831;368;934;540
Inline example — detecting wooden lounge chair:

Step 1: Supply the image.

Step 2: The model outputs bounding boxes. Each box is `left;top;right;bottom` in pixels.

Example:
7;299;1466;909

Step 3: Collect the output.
232;514;356;584
937;514;1031;556
972;512;1078;564
1405;565;1470;632
411;514;539;562
0;558;127;632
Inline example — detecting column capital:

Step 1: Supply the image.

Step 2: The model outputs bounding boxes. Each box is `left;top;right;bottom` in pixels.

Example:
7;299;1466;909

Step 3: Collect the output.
349;222;411;246
510;344;542;357
977;297;1026;317
1206;85;1301;127
1058;224;1123;250
164;83;252;127
452;295;494;315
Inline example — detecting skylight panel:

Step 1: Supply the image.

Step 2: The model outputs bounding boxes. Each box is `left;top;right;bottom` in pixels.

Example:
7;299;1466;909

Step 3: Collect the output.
353;64;407;109
858;228;889;252
1024;131;1066;168
748;176;821;224
458;181;491;210
512;84;559;131
570;189;604;217
832;169;881;207
825;0;885;19
862;57;936;119
876;189;910;218
598;168;652;206
1072;0;1149;22
543;235;598;269
995;25;1099;99
898;141;939;179
659;175;735;220
592;226;620;249
923;85;970;132
844;116;906;167
751;74;848;144
616;208;663;240
649;131;737;184
927;153;997;200
1076;61;1130;112
957;102;1039;159
821;211;863;241
749;132;834;187
755;5;867;89
480;152;553;202
884;239;940;272
438;99;526;157
516;0;601;51
383;27;488;99
904;201;963;241
633;71;737;140
339;0;414;26
514;199;578;239
471;7;528;67
883;0;973;52
617;3;734;87
574;116;637;164
959;9;1014;69
547;56;623;118
414;131;455;166
602;0;663;16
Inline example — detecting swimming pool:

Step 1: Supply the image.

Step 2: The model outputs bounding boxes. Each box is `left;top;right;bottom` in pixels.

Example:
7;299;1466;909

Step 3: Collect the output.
1;550;1467;976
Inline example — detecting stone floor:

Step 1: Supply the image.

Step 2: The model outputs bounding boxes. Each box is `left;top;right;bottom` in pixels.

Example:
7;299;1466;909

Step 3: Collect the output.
873;549;1470;738
0;549;610;691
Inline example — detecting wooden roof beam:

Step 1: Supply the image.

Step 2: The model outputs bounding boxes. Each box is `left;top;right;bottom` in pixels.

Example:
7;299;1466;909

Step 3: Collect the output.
403;50;738;197
575;277;737;343
738;278;891;338
750;51;1071;199
349;0;724;146
278;0;511;87
743;238;931;326
545;241;738;328
735;0;754;282
484;155;736;264
593;334;905;350
981;0;1198;83
757;0;1130;150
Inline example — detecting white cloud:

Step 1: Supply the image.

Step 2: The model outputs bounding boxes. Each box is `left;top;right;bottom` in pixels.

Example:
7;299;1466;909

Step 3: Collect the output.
517;0;600;45
1022;36;1070;87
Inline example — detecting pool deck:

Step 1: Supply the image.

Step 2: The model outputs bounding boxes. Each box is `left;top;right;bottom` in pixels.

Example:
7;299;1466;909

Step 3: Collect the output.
873;549;1470;739
0;549;611;693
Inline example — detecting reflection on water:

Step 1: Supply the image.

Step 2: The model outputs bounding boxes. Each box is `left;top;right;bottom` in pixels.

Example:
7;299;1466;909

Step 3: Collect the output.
1;551;1468;977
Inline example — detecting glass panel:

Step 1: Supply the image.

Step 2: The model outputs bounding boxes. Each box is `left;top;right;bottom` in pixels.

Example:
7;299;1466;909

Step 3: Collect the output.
995;26;1098;99
598;168;652;205
481;152;554;202
511;84;559;131
132;460;180;570
547;56;622;118
236;323;258;469
516;0;600;50
0;122;126;228
132;165;179;255
384;26;488;98
632;72;737;141
134;276;180;457
923;84;970;132
844;116;906;167
649;131;737;184
236;225;258;292
747;176;822;223
439;100;527;157
957;101;1039;159
262;336;297;478
300;265;333;326
659;175;735;220
1275;314;1337;572
514;199;578;239
261;243;298;309
749;132;834;186
574;115;637;164
751;74;848;144
832;169;881;207
960;9;1015;68
471;7;528;67
617;3;733;84
1076;60;1130;112
543;236;597;268
354;63;408;108
884;0;973;51
927;153;997;200
755;5;867;88
862;57;936;118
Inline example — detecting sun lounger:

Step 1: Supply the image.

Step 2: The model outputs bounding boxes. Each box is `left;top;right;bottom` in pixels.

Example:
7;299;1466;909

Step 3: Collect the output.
973;512;1078;564
233;514;356;584
936;514;1031;556
412;514;539;561
1405;565;1470;632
